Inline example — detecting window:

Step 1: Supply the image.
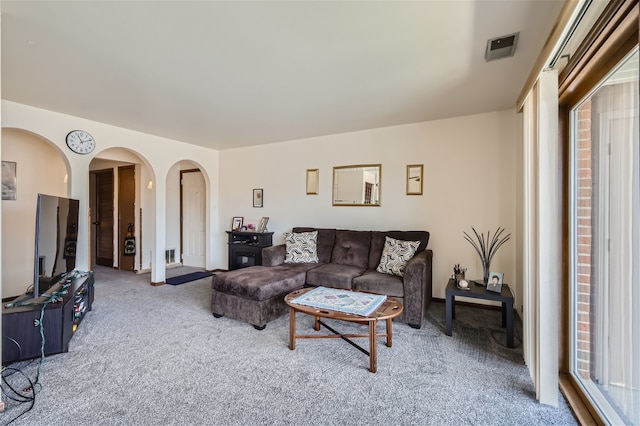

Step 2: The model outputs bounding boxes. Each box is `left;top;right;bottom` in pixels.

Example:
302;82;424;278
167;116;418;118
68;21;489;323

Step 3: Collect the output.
569;48;639;424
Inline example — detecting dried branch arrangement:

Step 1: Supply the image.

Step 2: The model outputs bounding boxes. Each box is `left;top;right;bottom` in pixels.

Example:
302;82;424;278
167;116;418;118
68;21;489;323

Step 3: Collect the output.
463;227;511;282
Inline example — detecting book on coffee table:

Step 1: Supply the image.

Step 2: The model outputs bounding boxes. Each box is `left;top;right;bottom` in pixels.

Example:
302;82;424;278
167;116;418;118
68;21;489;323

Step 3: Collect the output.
289;286;387;317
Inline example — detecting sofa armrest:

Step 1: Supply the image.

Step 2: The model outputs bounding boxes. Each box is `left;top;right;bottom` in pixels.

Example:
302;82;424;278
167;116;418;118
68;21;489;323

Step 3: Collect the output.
401;249;433;327
262;244;286;266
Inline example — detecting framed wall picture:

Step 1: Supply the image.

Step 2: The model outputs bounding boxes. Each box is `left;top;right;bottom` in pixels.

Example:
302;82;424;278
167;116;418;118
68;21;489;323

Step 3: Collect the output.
232;217;243;231
2;161;17;201
486;271;504;293
406;164;423;195
253;188;263;208
306;169;319;195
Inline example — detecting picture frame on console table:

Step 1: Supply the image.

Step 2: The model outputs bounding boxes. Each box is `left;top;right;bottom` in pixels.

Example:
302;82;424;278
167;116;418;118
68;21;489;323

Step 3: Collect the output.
253;188;263;208
232;217;243;231
257;217;269;233
486;271;503;293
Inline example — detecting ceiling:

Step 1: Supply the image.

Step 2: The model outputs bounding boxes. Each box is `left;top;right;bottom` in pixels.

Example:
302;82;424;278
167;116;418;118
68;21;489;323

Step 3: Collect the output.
1;1;564;151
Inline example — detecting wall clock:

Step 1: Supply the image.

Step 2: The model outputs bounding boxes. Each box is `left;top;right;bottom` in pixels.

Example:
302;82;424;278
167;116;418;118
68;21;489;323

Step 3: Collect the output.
66;130;96;154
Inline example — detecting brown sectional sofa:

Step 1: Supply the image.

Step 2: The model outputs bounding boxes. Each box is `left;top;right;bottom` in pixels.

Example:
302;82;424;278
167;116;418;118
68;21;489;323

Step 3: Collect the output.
211;227;432;329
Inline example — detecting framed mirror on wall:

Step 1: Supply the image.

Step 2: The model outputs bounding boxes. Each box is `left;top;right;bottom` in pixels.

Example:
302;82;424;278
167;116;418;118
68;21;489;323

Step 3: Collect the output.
406;164;423;195
306;169;319;195
332;164;381;206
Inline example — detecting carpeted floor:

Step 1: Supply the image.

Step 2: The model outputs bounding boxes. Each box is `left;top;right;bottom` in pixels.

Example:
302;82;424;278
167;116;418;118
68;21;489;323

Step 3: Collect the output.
1;266;577;425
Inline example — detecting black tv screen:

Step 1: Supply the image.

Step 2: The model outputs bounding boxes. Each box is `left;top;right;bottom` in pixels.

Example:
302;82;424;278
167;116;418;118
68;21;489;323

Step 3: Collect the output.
33;194;80;298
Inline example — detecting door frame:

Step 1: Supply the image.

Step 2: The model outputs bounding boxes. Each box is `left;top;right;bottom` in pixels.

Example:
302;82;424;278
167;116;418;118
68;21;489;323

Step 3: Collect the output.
118;165;136;271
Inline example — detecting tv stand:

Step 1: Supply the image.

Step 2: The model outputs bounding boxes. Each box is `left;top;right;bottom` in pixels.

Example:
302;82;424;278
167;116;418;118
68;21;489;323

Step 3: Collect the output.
2;272;95;365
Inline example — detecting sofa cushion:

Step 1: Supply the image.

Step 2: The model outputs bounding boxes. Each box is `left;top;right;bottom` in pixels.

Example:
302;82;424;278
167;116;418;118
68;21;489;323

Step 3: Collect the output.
292;227;336;264
330;230;371;269
352;270;404;298
369;231;429;270
212;264;315;301
284;231;319;263
305;263;366;289
376;236;420;277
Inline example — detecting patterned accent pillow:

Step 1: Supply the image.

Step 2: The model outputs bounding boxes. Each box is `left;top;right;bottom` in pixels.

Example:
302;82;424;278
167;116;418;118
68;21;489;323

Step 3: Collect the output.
284;231;319;263
376;236;420;277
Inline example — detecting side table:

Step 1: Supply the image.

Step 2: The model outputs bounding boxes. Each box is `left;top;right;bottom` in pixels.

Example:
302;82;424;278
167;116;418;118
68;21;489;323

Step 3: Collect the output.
445;278;515;348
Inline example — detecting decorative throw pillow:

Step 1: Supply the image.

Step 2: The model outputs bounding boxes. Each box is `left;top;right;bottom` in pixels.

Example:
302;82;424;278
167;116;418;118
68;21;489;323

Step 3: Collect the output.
284;231;319;263
376;236;420;277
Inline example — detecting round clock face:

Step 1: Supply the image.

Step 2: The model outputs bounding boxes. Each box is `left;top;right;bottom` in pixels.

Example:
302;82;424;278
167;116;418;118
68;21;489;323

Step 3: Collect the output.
66;130;96;154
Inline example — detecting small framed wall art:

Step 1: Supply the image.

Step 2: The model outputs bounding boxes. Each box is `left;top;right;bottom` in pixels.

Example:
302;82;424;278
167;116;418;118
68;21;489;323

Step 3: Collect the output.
406;164;423;195
253;188;263;208
2;161;17;201
232;217;244;231
306;169;319;195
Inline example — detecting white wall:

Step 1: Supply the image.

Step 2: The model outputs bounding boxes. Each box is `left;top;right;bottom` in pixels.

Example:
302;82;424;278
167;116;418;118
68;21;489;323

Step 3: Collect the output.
1;100;521;308
219;109;519;302
1;100;221;288
1;128;68;296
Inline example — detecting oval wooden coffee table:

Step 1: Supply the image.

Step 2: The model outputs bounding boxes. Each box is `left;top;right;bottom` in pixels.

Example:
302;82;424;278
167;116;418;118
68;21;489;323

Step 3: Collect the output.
284;287;403;373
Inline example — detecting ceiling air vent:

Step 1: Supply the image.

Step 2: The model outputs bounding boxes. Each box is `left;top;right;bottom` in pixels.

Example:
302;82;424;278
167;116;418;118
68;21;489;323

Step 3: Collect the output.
485;32;519;62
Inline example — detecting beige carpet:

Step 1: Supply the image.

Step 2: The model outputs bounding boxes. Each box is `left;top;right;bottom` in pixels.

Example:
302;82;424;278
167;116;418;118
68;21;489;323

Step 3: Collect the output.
0;265;577;425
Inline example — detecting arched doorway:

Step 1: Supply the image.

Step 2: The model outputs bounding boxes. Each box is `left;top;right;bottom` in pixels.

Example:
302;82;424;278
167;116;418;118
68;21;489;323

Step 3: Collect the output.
89;148;154;273
180;168;206;268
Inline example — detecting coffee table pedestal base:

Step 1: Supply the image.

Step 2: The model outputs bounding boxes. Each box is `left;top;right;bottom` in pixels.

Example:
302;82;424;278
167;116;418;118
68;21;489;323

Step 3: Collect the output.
288;308;395;373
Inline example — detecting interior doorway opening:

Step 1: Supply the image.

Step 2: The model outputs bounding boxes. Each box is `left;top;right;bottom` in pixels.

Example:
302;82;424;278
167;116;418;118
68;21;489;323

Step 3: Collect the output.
179;168;206;269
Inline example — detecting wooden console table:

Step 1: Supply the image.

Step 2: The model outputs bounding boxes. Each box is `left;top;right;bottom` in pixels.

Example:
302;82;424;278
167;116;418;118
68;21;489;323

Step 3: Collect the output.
445;278;515;348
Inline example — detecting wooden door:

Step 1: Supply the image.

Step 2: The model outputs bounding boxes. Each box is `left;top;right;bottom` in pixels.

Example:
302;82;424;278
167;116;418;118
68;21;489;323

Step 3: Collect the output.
181;170;206;267
93;170;114;267
118;165;136;271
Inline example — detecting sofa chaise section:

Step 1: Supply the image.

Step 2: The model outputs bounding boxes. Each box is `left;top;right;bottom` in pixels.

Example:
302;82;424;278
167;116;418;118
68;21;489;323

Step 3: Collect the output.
211;263;315;329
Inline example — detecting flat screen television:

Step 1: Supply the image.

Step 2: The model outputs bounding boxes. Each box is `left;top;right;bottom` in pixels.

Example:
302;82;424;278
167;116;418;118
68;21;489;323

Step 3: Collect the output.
33;193;80;298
